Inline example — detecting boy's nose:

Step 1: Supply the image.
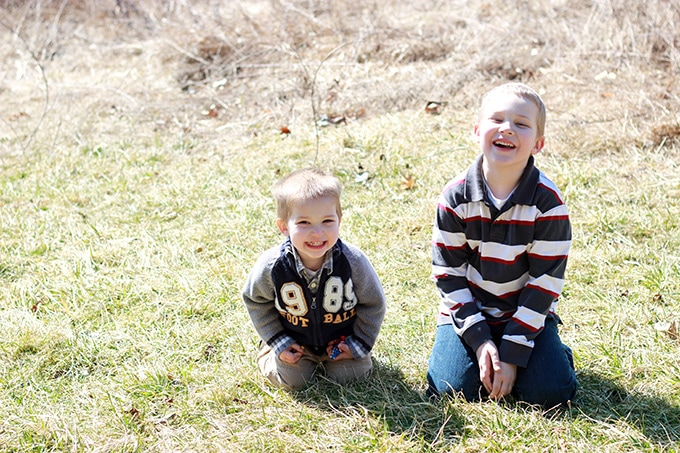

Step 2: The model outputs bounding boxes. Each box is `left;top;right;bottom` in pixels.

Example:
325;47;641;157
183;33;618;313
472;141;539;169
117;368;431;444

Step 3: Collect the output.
498;121;514;133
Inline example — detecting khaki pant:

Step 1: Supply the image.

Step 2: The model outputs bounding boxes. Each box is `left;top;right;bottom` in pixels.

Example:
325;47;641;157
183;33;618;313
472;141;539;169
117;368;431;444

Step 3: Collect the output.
257;344;373;390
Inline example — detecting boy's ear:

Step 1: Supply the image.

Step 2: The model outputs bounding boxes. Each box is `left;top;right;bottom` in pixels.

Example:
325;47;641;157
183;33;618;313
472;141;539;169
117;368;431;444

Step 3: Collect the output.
276;218;289;236
472;124;481;140
532;137;545;155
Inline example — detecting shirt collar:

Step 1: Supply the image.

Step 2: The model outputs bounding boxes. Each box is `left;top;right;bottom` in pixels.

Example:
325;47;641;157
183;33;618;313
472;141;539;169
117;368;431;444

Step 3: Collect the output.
286;239;334;278
465;154;539;206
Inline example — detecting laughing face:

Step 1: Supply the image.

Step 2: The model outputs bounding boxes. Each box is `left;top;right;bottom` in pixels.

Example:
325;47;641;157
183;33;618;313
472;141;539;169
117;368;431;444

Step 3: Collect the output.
277;195;341;271
473;92;545;173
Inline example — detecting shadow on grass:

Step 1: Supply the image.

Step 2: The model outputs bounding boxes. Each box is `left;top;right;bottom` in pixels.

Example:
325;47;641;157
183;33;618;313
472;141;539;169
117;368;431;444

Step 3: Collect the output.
575;369;680;447
293;360;463;445
292;364;680;448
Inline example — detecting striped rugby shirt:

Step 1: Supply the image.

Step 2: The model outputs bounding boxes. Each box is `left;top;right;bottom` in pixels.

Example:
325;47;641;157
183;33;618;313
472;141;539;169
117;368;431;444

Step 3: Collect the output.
432;155;571;368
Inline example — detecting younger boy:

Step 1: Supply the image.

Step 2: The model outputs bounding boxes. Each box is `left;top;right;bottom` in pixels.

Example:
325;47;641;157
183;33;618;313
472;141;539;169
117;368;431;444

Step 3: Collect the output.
426;83;578;407
242;168;386;390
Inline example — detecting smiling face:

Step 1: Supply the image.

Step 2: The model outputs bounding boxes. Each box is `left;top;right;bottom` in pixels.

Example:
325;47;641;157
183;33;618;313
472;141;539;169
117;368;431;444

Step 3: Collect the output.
277;195;340;271
473;91;545;174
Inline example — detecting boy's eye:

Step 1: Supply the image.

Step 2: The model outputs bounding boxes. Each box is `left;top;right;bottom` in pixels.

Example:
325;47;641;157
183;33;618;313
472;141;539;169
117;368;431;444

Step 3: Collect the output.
323;219;335;224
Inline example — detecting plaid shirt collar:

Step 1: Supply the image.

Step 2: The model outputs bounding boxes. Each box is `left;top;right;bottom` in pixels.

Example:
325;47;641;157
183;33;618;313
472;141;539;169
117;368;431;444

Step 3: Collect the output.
287;239;334;282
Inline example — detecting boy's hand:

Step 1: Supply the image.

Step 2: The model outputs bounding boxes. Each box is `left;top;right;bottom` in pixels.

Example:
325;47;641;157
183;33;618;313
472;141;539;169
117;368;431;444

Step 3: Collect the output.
475;340;517;399
488;361;517;400
279;343;305;364
326;338;352;361
475;340;501;394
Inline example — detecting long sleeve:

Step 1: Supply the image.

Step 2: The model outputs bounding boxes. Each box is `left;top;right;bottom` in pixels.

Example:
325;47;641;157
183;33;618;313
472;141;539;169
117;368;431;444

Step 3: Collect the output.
242;246;290;349
498;182;571;367
342;241;387;358
432;176;492;353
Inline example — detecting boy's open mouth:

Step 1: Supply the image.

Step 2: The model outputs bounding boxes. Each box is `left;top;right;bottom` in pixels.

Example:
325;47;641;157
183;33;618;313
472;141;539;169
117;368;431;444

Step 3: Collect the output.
493;140;516;149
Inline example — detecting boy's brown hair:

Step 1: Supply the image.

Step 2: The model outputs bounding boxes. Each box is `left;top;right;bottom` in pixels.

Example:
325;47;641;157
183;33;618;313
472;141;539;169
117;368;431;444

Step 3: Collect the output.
272;168;343;221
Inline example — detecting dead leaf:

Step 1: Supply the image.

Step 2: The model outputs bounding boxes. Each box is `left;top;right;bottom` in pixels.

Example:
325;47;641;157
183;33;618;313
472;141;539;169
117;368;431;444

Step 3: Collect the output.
203;104;219;118
327;113;347;125
355;172;370;184
203;344;217;359
594;71;616;81
318;108;366;127
400;174;416;190
425;101;447;115
654;320;678;340
348;107;366;120
280;126;291;135
31;297;45;313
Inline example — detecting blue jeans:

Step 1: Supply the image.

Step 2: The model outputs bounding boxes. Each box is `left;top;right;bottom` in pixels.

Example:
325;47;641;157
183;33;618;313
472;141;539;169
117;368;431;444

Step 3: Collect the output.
426;316;577;407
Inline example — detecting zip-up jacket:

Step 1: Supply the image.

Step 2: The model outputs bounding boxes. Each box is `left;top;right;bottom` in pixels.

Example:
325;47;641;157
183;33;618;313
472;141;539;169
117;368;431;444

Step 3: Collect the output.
243;238;386;358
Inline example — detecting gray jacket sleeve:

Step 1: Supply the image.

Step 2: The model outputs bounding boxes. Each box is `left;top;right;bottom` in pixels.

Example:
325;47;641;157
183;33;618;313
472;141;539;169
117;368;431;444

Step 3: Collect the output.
342;241;387;357
241;246;289;347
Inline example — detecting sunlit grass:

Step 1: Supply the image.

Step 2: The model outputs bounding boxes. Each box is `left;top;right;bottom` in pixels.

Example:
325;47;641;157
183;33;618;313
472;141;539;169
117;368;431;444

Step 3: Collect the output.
1;0;679;451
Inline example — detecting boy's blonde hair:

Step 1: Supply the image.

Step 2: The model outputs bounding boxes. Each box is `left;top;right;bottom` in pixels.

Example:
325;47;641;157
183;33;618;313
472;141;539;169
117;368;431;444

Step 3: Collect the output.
480;83;547;138
272;168;342;221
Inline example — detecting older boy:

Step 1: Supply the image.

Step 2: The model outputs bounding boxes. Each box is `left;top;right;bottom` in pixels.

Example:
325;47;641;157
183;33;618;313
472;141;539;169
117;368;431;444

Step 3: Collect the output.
242;168;386;390
426;83;578;406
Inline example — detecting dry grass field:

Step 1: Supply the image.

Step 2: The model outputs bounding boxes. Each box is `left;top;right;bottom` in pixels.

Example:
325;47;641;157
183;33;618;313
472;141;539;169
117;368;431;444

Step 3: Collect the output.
1;0;679;451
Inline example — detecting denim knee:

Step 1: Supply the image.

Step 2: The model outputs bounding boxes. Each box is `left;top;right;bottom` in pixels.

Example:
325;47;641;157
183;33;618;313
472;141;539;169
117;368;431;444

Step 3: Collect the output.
513;323;578;407
426;325;480;400
514;373;577;407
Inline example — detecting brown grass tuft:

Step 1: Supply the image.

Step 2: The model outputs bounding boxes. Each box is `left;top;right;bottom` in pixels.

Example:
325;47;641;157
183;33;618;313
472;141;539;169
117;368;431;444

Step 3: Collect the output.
652;123;680;147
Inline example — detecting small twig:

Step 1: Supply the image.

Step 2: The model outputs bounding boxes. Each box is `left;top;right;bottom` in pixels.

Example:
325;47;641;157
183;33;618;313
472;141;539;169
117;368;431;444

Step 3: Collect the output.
163;38;211;65
430;414;452;448
286;42;352;163
0;6;51;154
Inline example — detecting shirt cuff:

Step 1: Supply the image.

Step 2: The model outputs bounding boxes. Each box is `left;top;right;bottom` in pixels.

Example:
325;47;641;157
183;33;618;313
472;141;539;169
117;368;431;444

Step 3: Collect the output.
345;335;369;359
461;321;492;353
271;334;296;357
498;339;532;368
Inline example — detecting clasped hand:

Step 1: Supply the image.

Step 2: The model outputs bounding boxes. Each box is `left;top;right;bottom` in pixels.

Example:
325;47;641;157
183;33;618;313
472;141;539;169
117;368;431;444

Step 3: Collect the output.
475;340;517;400
279;343;305;364
278;339;353;364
